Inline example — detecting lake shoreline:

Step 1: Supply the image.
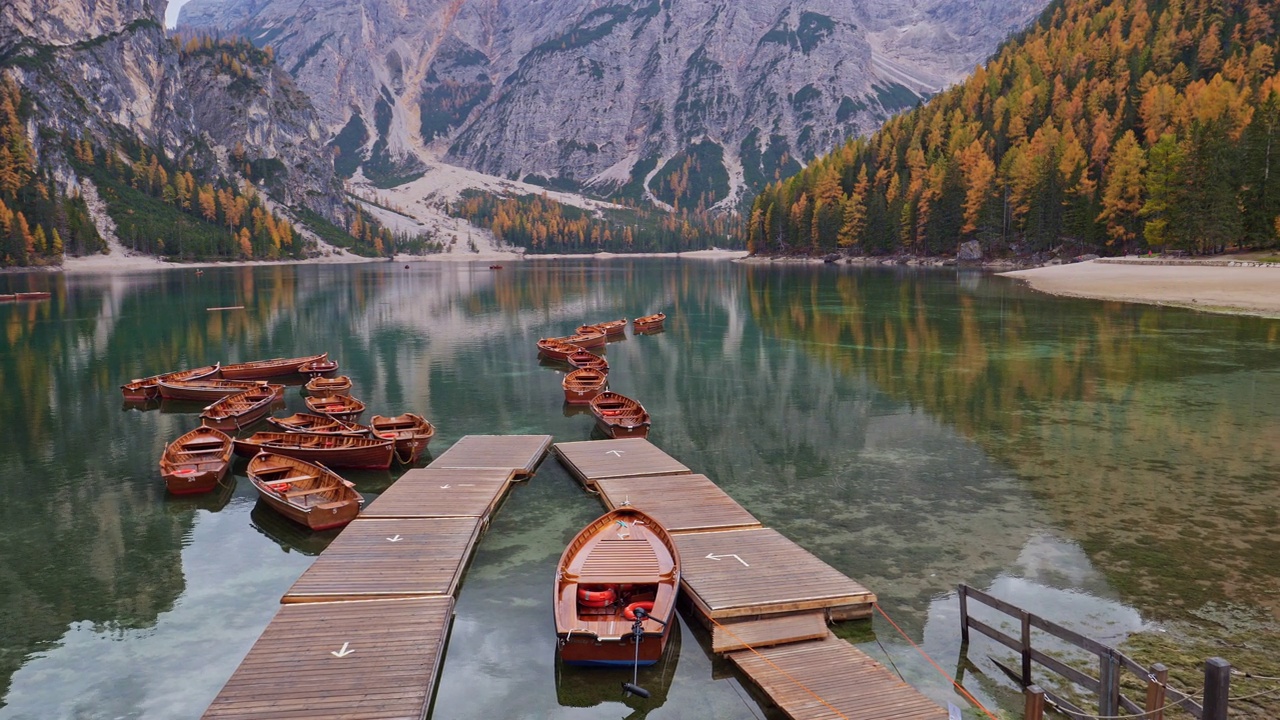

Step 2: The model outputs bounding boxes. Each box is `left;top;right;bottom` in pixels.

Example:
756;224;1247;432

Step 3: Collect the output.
1000;258;1280;318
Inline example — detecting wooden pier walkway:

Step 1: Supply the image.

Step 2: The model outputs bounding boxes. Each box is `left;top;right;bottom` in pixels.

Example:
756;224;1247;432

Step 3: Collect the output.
554;437;947;720
203;435;552;719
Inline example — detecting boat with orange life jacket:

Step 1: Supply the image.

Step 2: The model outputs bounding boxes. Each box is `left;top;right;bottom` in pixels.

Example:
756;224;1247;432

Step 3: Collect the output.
553;507;680;667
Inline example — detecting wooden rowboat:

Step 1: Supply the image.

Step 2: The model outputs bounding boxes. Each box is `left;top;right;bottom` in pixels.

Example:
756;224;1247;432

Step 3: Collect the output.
299;357;339;376
158;378;273;403
121;363;221;402
304;394;366;422
267;412;370;436
304;375;352;396
14;291;51;301
159;426;233;495
233;431;394;469
567;349;608;372
200;384;283;431
537;337;579;362
589;391;651;439
247;452;363;531
0;294;14;302
579;319;627;337
562;326;606;349
221;352;328;380
633;313;666;332
563;368;607;405
369;413;436;465
555;507;680;667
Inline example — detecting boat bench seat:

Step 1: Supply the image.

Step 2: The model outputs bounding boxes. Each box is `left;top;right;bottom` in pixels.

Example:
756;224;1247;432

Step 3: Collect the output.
271;474;319;484
284;487;332;499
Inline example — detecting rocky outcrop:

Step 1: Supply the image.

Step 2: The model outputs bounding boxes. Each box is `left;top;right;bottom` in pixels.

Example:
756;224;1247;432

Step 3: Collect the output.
1;0;343;225
179;0;1042;204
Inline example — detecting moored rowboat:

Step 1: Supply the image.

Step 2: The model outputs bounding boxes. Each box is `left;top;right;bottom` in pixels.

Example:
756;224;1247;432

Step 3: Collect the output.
247;452;362;531
562;326;606;349
555;507;680;666
299;357;339;376
304;393;366;422
589;391;651;439
567;349;608;372
562;368;607;405
369;413;436;465
303;375;352;396
267;412;370;436
200;384;283;430
158;378;273;403
537;337;579;362
14;291;51;301
633;313;666;332
221;352;328;380
159;426;234;495
579;319;627;337
233;431;394;469
121;363;221;402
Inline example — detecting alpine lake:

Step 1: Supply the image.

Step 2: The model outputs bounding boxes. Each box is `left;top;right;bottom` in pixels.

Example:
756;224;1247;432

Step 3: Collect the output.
1;259;1278;719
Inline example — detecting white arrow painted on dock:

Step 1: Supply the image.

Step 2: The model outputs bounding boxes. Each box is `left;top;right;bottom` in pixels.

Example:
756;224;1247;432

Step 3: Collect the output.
440;484;451;489
387;535;403;542
606;450;625;457
706;553;750;567
331;642;354;658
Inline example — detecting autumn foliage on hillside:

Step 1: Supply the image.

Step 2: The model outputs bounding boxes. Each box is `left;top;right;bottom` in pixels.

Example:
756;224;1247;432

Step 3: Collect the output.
748;0;1280;257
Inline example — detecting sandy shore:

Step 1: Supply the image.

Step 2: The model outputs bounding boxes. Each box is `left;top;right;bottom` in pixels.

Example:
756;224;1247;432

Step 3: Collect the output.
1001;260;1280;318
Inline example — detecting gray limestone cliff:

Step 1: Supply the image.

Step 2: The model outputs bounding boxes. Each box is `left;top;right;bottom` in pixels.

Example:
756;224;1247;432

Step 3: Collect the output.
0;0;343;225
179;0;1042;206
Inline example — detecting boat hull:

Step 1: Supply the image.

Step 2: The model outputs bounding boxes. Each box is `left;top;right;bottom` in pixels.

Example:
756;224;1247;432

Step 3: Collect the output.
248;453;362;531
256;491;360;531
159;379;268;402
558;632;670;667
594;418;650;439
370;414;435;465
221;353;327;380
163;466;229;495
199;387;281;431
234;433;394;469
122;363;221;401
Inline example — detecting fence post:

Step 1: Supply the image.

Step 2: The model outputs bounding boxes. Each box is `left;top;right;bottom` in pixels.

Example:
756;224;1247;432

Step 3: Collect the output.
958;584;969;645
1021;611;1032;686
1145;662;1167;720
1024;685;1045;720
1202;657;1231;720
1099;650;1120;717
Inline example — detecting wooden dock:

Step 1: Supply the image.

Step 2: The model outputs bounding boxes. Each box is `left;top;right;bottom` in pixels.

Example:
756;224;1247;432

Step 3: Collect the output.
553;438;946;720
203;596;453;719
595;473;761;533
204;435;552;719
553;437;691;489
428;434;553;479
729;635;949;720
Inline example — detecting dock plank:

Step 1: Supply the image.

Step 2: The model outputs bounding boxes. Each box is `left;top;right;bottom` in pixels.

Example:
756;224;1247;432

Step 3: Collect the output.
203;597;453;719
595;473;761;533
553;438;690;489
427;434;553;479
711;611;829;653
675;528;876;622
728;635;948;720
363;468;511;519
282;517;482;602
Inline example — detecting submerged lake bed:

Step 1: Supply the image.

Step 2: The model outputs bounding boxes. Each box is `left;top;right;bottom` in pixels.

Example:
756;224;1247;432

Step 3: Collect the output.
1;259;1277;718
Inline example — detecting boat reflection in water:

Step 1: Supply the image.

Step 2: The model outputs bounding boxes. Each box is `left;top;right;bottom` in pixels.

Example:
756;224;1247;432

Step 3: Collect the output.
249;500;343;556
163;473;236;514
555;616;681;719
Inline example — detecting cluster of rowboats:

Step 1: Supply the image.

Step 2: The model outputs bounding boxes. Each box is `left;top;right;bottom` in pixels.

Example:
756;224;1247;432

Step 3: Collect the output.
539;313;665;439
131;352;435;531
537;313;682;673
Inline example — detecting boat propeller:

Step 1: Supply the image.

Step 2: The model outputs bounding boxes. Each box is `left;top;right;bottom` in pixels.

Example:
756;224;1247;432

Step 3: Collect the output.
622;607;667;699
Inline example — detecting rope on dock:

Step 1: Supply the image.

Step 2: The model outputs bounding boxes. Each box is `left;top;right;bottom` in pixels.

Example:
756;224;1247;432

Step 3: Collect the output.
873;603;1002;720
708;616;852;720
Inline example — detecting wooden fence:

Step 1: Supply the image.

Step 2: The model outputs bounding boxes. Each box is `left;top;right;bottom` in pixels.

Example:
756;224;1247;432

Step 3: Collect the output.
957;584;1231;719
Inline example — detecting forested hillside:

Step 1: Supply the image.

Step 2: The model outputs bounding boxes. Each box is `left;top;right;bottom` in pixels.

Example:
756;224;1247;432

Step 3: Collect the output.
748;0;1280;258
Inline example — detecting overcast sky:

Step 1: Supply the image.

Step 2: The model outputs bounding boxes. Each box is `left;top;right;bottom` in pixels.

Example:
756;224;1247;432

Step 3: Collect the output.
165;0;192;28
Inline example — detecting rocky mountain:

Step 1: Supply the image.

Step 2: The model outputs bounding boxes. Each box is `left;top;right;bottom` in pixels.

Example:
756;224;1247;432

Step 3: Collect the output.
178;0;1043;208
0;0;344;231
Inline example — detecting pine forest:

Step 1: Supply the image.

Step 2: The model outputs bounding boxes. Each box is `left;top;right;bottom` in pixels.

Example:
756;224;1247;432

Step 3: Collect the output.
747;0;1280;258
